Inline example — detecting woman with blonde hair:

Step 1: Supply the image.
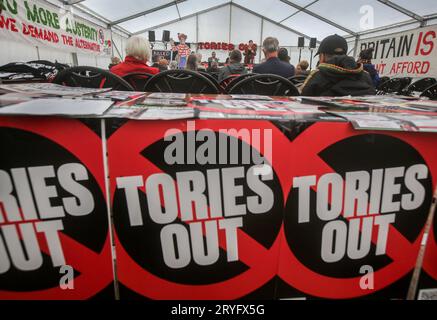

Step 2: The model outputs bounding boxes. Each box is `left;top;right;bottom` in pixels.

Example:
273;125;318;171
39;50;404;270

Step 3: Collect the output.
110;35;159;77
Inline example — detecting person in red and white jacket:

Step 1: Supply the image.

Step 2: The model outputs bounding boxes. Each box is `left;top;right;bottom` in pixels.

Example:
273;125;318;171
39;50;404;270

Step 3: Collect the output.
110;36;159;77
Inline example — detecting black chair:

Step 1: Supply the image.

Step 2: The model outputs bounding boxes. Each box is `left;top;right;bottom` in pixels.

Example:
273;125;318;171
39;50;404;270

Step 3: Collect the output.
377;76;390;90
198;71;222;93
289;75;308;85
377;77;411;95
122;72;154;91
0;62;47;80
228;74;299;96
144;70;219;94
420;83;437;100
222;73;256;93
403;77;437;96
53;66;134;91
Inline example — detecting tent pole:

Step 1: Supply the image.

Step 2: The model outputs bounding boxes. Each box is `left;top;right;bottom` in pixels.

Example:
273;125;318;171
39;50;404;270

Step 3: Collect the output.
259;18;264;64
353;35;360;58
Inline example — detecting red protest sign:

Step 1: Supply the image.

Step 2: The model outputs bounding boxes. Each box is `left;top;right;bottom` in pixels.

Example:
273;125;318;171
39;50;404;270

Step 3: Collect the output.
0;117;113;299
277;122;437;299
107;119;290;299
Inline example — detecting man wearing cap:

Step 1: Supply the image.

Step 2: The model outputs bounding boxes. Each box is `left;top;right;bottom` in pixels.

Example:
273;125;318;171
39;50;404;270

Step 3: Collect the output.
253;37;295;78
301;34;375;96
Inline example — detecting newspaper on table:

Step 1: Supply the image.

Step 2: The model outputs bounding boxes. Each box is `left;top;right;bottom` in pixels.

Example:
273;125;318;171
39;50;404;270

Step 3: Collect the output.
0;83;111;96
92;91;146;101
0;98;113;116
230;94;273;100
138;107;195;120
139;99;187;106
147;93;187;100
330;111;437;132
103;107;145;119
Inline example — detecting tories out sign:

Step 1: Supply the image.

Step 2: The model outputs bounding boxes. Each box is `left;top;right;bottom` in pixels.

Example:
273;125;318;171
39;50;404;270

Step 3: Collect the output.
357;25;437;77
0;0;111;55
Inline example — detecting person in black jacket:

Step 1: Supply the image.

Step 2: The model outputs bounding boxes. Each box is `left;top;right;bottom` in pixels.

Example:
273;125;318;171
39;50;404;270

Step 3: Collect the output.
358;47;381;88
302;34;375;97
218;50;248;82
253;37;295;78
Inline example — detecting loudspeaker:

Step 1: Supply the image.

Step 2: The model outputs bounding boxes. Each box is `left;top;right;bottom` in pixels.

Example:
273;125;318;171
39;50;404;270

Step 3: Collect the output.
148;31;155;42
310;38;317;49
162;30;170;42
298;37;305;48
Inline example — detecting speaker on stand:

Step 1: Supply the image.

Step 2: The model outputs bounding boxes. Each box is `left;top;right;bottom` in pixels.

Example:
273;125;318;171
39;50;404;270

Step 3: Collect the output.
309;37;317;70
148;31;155;49
297;37;305;63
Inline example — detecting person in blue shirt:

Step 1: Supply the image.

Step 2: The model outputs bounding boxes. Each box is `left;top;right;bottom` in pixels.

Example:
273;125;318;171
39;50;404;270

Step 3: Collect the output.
253;37;295;78
358;47;380;88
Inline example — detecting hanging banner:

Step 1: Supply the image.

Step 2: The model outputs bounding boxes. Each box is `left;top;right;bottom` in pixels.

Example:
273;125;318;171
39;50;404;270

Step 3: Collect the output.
277;122;437;299
0;117;114;299
357;25;437;77
0;0;112;56
107;119;288;299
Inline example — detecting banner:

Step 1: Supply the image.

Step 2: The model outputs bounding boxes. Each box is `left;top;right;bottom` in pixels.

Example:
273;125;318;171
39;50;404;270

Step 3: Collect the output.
1;116;437;299
108;120;285;299
277;122;437;299
0;0;112;56
108;119;437;299
357;25;437;77
0;117;114;299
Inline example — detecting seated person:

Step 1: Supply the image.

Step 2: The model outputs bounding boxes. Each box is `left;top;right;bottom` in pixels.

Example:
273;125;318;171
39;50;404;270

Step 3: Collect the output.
218;50;248;82
253;37;295;78
110;36;159;77
278;48;291;64
208;52;219;67
196;53;206;72
301;34;375;96
158;58;169;71
207;61;219;74
296;60;310;76
108;56;120;69
358;48;380;88
185;54;199;71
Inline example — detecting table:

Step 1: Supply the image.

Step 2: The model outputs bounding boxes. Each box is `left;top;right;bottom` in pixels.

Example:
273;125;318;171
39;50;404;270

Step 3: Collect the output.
0;91;436;300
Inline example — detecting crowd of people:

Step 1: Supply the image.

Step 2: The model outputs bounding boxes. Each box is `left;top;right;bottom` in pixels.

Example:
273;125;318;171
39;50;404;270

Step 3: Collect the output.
109;33;379;96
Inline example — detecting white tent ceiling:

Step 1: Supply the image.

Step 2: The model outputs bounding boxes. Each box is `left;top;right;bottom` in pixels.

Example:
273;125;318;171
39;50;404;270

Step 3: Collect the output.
61;0;437;40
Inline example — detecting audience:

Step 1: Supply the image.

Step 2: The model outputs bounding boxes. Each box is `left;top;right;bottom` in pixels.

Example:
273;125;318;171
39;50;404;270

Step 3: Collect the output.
207;61;219;74
108;56;120;69
218;50;248;82
301;34;375;96
151;55;160;68
110;36;159;77
278;48;290;64
296;60;310;76
196;53;206;71
253;37;295;78
185;54;198;71
358;48;380;88
208;52;219;67
169;61;178;70
158;58;169;71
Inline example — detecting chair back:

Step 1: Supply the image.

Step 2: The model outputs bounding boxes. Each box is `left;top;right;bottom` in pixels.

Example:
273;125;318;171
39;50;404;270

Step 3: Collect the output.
144;70;219;94
228;74;299;96
53;66;134;91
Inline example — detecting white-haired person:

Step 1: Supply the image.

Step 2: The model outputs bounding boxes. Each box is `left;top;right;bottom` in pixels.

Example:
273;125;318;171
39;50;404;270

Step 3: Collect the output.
110;35;159;77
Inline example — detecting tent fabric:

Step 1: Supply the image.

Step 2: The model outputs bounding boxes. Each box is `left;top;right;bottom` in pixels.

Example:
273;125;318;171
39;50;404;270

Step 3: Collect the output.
73;0;437;38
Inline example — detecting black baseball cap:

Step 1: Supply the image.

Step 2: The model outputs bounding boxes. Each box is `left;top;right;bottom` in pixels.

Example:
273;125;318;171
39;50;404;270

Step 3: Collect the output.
315;34;348;56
